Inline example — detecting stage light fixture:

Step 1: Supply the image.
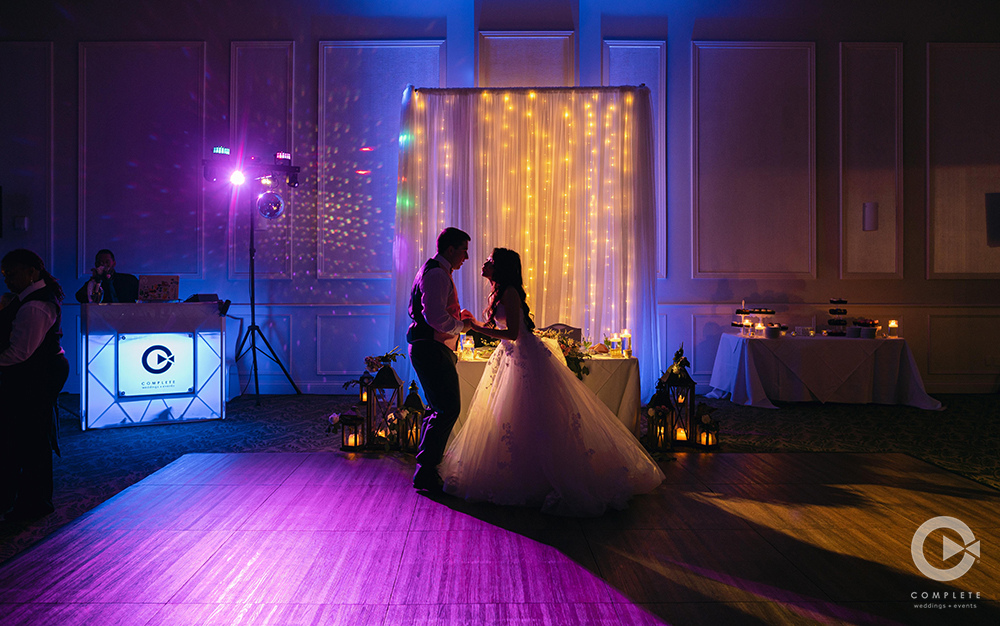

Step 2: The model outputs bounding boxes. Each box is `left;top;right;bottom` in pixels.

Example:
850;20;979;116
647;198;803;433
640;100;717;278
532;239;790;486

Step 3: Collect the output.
286;172;299;188
257;191;284;219
203;146;232;182
230;170;246;186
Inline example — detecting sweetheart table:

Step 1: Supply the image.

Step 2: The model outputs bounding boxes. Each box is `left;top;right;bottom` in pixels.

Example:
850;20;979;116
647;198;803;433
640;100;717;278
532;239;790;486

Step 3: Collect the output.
455;355;642;436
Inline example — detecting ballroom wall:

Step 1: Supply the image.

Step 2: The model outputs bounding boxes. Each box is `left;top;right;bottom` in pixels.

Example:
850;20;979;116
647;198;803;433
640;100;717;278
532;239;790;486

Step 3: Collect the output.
1;0;998;397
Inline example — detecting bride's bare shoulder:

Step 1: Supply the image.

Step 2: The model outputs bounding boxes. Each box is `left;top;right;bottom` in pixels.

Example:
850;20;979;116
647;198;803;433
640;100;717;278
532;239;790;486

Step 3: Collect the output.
500;285;521;306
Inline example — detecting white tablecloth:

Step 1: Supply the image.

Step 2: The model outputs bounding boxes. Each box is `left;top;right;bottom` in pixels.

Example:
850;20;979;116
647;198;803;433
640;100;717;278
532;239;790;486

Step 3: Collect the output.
708;333;942;410
456;356;642;435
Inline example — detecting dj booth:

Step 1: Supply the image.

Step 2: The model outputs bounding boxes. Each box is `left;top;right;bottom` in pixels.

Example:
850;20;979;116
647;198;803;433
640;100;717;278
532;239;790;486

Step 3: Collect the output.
80;302;226;429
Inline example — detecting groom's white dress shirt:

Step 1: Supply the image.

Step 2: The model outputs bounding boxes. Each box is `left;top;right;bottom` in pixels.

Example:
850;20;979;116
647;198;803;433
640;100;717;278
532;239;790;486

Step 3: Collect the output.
416;253;464;350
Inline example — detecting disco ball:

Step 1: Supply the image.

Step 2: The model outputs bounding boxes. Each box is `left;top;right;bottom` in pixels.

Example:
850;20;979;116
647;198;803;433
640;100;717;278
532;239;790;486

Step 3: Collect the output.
257;191;284;219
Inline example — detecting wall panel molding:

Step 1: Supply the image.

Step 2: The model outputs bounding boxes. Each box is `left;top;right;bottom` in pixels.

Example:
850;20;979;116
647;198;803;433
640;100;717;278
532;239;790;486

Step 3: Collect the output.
0;42;53;266
927;43;1000;278
231;311;294;378
927;314;1000;375
603;40;666;279
478;31;575;87
316;310;391;375
79;41;205;278
691;313;730;377
229;41;294;280
318;40;444;279
692;41;815;279
840;42;903;279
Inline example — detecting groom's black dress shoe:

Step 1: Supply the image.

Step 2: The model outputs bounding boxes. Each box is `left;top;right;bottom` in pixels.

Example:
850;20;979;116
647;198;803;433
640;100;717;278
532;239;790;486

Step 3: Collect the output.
413;468;443;493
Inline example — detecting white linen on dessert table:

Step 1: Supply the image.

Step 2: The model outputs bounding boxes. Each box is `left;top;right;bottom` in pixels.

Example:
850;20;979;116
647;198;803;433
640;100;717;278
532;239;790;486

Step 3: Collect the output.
707;333;942;410
455;355;642;436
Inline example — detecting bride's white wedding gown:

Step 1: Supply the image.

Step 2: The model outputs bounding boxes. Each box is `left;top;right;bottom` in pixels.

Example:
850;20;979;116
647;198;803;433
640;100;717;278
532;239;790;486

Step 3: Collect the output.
439;304;665;516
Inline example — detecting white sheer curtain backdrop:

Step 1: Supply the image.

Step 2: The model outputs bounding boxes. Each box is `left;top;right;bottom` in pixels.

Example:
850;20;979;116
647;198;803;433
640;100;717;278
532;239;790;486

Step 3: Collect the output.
392;85;660;398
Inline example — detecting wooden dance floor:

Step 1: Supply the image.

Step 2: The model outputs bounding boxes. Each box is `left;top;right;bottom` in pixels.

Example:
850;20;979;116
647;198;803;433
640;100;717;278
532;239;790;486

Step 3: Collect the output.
0;452;997;625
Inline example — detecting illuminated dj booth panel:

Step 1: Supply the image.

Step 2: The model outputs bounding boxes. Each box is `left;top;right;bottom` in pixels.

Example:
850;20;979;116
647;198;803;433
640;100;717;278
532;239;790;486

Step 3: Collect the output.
81;302;225;429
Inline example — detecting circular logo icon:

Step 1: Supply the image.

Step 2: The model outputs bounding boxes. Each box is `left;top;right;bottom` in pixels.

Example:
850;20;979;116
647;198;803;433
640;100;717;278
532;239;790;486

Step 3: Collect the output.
142;345;175;375
911;516;980;582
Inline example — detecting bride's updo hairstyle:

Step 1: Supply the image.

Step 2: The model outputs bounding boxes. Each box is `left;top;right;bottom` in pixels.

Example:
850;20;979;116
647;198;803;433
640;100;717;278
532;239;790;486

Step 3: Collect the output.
484;247;535;332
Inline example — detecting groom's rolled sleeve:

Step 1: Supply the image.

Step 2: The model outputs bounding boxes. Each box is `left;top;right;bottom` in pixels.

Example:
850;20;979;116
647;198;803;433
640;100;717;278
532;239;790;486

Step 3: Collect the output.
421;268;463;336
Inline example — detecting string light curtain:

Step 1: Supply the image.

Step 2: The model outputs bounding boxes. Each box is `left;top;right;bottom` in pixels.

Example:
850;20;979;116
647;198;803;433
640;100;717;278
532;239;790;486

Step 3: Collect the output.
392;85;660;396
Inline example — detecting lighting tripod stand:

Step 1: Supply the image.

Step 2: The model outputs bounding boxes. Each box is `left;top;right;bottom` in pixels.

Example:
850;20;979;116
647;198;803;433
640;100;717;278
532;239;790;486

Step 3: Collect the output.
224;155;303;405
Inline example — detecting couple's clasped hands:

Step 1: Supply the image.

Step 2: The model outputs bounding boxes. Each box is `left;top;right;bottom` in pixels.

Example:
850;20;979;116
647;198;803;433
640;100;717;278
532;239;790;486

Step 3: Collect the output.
459;309;480;333
460;309;497;336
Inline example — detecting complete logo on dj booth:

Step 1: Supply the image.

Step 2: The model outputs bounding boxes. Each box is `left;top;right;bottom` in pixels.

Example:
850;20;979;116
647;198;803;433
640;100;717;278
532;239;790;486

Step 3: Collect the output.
117;333;196;397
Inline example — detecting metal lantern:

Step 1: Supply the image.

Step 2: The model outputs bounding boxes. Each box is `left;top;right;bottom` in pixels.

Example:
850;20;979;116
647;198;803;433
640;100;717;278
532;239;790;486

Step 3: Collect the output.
645;405;671;452
400;381;425;453
660;343;696;447
340;408;365;451
366;365;405;449
358;370;374;403
692;405;720;450
693;420;719;449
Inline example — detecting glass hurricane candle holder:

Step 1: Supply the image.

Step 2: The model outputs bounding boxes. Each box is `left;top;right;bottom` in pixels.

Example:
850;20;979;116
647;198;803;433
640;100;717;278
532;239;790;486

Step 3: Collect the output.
610;333;622;357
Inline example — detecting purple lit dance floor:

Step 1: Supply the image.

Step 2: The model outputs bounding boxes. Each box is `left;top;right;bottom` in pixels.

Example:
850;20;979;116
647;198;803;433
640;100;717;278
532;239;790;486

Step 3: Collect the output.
0;452;997;625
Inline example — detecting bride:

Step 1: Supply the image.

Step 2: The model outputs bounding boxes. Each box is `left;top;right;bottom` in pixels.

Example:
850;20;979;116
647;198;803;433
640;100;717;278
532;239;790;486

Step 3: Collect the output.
439;247;664;516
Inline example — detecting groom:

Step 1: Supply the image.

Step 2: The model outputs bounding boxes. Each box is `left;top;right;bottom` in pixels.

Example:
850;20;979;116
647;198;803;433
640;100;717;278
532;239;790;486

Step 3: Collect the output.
408;227;474;492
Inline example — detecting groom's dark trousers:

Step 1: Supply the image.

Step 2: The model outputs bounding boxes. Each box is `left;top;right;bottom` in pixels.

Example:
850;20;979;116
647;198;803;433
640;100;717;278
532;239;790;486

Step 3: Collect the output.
410;339;461;476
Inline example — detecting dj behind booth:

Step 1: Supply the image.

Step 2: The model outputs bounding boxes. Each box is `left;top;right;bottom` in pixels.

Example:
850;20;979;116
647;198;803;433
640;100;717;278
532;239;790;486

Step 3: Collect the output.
75;249;139;305
78;260;228;430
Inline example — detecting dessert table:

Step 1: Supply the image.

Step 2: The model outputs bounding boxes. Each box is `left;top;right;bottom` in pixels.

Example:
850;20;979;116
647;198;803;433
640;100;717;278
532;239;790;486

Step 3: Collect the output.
707;333;942;410
455;355;642;436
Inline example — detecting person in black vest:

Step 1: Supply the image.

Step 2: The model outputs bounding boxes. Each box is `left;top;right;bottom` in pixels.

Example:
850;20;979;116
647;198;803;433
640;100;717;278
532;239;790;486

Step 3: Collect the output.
74;249;139;304
0;249;70;521
408;227;475;492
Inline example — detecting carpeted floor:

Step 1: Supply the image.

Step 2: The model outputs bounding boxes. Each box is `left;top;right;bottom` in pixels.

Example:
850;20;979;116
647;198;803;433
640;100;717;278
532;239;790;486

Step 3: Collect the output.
0;392;996;564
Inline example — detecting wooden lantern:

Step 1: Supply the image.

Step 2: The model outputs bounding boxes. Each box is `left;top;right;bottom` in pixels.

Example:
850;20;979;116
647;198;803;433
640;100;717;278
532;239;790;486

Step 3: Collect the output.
340;408;365;451
400;381;425;453
365;365;404;449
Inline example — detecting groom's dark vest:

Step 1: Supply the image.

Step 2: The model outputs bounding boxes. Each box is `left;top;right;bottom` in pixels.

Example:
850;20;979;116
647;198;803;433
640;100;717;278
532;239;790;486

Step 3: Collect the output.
407;258;444;344
0;284;65;455
0;284;64;378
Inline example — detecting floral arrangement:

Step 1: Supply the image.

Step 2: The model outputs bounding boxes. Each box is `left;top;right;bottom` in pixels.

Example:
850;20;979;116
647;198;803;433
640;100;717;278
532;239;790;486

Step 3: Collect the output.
535;329;591;380
364;346;405;372
646;403;671;423
343;347;406;391
474;338;500;360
